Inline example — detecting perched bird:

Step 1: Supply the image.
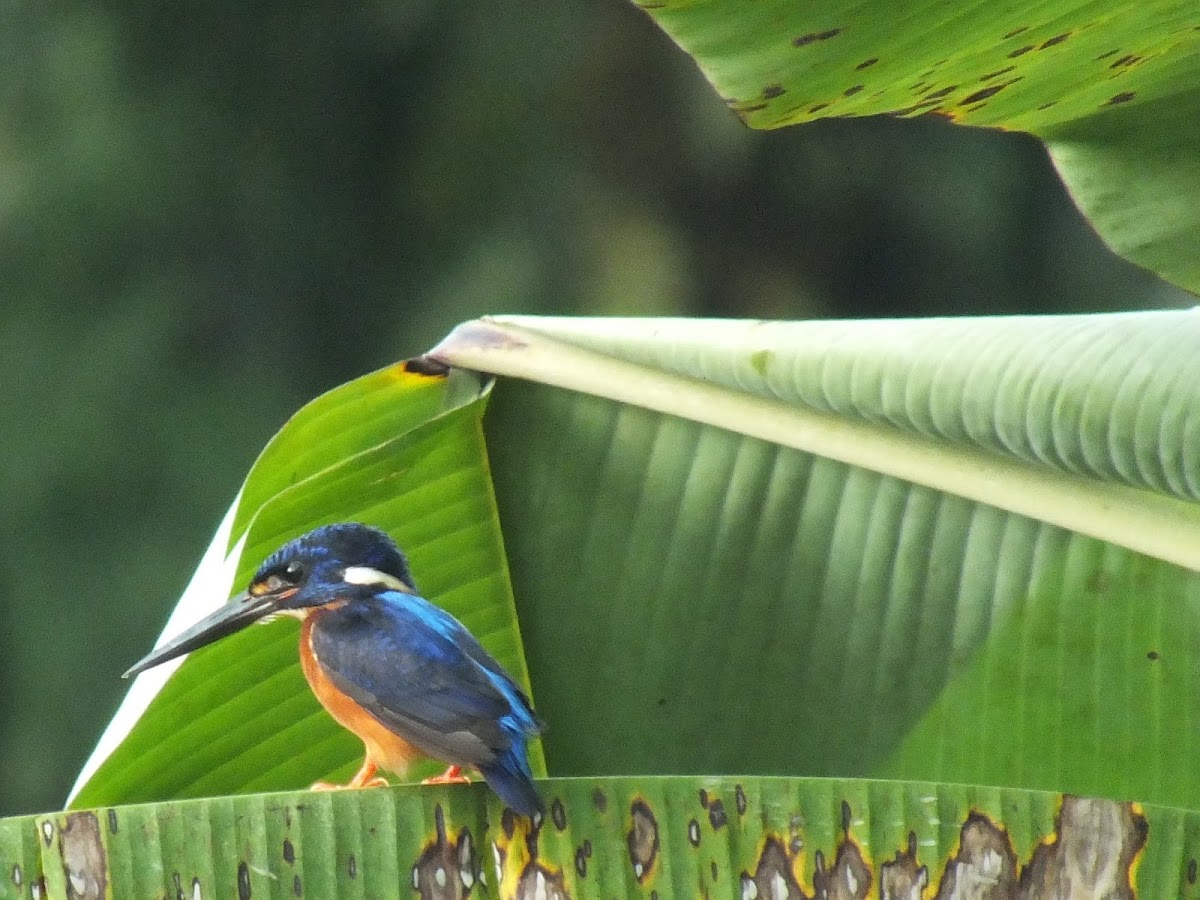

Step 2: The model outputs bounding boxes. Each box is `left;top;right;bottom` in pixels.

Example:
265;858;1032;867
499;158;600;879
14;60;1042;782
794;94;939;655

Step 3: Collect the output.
125;523;543;815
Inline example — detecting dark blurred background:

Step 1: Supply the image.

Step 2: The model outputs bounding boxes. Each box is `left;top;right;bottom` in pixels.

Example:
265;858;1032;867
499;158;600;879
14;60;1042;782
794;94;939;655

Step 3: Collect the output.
0;0;1190;817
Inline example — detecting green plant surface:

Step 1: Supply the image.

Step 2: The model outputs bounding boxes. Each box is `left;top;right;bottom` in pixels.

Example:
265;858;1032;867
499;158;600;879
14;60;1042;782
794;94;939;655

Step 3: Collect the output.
5;777;1194;900
72;312;1200;809
634;0;1200;294
432;312;1200;809
70;362;543;809
0;813;41;900
50;311;1200;898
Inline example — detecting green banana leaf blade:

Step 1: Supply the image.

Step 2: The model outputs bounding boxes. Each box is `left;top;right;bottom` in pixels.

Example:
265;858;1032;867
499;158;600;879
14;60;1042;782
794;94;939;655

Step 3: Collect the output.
71;361;543;809
2;777;1194;899
55;311;1200;899
432;312;1200;809
634;0;1200;294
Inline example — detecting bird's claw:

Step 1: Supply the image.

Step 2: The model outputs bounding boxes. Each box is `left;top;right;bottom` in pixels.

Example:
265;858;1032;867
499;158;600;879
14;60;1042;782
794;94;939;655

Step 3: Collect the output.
310;776;389;791
422;765;472;786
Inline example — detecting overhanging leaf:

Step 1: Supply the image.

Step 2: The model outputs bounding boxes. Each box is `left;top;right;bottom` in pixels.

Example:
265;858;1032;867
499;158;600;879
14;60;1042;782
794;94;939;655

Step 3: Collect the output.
633;0;1200;293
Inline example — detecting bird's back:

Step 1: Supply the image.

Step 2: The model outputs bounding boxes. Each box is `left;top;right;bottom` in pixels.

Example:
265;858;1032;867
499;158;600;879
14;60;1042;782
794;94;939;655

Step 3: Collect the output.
309;591;542;812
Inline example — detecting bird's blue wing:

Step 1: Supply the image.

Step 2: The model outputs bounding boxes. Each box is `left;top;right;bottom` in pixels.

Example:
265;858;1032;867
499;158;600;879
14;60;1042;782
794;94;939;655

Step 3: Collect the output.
309;592;539;768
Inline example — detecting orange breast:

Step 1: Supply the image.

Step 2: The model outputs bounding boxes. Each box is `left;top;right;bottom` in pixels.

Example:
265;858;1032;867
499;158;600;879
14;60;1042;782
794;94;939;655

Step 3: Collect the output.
299;612;426;777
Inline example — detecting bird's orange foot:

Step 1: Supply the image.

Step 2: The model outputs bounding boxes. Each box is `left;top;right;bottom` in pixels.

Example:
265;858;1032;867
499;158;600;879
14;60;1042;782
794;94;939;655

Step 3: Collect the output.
310;757;388;790
422;765;472;786
310;776;389;791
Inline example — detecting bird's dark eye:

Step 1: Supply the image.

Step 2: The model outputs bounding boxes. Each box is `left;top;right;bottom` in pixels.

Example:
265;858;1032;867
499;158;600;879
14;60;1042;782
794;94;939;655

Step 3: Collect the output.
252;562;304;595
261;573;289;593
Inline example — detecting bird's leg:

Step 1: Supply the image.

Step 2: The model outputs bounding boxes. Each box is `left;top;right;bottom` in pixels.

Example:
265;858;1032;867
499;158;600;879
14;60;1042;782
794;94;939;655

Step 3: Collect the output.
422;765;472;785
348;757;390;788
311;756;389;791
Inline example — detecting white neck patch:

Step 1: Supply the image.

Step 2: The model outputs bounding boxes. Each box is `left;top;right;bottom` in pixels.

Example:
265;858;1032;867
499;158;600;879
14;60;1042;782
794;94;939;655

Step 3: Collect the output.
343;566;413;593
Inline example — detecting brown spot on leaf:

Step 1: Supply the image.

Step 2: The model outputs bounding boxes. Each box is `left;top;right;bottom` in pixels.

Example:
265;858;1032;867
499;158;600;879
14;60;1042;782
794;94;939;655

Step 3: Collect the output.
403;356;450;377
881;833;928;900
926;86;957;100
844;85;864;97
889;97;944;116
628;800;660;884
711;861;719;882
960;79;1019;104
1008;45;1035;57
238;861;252;900
283;839;295;865
575;844;589;878
735;785;748;816
292;874;302;897
59;813;108;900
550;799;567;831
935;812;1018;898
514;866;569;900
1110;54;1142;68
1040;33;1070;48
980;66;1016;81
1020;796;1146;898
742;838;804;900
762;84;785;99
856;58;878;70
1106;91;1136;105
412;805;478;900
1004;26;1029;39
1189;857;1197;884
809;103;829;113
709;800;727;830
1096;48;1121;59
1148;650;1160;661
592;788;608;812
813;841;871;899
793;28;843;47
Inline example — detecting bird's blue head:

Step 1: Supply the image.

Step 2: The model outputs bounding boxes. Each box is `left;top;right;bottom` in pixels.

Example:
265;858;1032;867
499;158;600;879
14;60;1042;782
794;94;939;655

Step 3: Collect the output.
253;523;417;608
125;523;416;677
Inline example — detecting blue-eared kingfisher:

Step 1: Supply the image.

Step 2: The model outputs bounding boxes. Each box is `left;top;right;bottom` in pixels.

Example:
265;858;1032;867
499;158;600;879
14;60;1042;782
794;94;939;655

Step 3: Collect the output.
124;523;543;815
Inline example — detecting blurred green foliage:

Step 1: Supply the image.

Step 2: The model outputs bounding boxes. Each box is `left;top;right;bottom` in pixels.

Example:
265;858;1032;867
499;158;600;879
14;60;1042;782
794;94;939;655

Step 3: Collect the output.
0;0;1190;817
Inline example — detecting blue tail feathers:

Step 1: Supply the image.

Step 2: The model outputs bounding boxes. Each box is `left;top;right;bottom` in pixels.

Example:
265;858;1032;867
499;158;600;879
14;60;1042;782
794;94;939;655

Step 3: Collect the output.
480;745;542;816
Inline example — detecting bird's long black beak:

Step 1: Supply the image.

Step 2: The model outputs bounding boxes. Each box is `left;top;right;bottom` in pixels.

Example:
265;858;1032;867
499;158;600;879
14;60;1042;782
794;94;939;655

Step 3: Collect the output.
122;589;280;678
